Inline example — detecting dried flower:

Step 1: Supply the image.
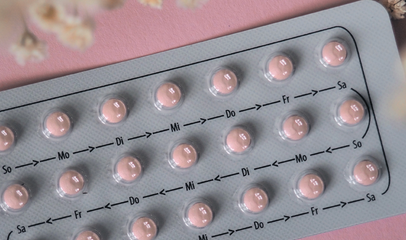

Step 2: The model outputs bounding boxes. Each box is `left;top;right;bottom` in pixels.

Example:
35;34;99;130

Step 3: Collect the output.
138;0;163;9
101;0;127;10
10;31;47;66
379;0;406;19
67;0;126;10
56;16;94;51
177;0;208;9
390;85;406;121
29;0;66;32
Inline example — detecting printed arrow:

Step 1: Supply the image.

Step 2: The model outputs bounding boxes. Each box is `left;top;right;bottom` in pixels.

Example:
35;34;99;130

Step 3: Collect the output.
159;189;166;195
341;201;347;208
33;160;39;166
312;90;318;96
229;229;235;236
46;218;52;224
256;104;262;110
214;175;221;181
272;160;278;167
146;132;152;138
200;118;207;124
326;147;332;154
284;215;290;222
104;203;111;210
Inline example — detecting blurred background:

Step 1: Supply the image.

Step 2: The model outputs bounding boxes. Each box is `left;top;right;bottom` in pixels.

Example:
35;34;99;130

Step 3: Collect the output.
1;0;406;239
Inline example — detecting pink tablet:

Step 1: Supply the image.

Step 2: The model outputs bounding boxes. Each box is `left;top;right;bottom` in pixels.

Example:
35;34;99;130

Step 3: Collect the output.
353;160;379;186
2;184;29;210
171;143;198;169
187;202;213;228
155;82;182;109
242;187;269;213
131;217;157;240
58;170;85;196
322;41;347;67
100;98;127;124
226;127;251;154
267;55;293;81
0;126;14;152
211;68;238;96
44;111;71;138
338;99;365;125
298;174;324;200
282;115;309;141
116;156;142;182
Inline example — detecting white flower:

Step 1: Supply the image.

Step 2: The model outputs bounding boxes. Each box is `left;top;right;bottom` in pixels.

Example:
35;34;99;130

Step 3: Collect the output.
56;16;94;51
10;31;47;66
29;0;66;32
379;0;406;19
177;0;208;9
138;0;163;9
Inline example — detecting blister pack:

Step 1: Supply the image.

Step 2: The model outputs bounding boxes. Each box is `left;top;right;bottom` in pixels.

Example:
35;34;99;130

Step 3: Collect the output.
1;1;406;239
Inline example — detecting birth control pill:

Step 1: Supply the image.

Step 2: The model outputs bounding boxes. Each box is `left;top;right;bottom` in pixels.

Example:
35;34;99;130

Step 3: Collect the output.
100;98;127;124
322;41;347;67
115;156;142;183
2;184;29;210
353;160;379;186
131;217;157;240
338;99;365;125
58;170;85;196
0;126;14;152
155;82;182;109
298;173;324;200
44;111;71;138
282;115;309;141
171;143;198;169
210;68;238;96
75;230;100;240
225;127;252;154
186;202;213;228
267;55;294;81
242;187;269;213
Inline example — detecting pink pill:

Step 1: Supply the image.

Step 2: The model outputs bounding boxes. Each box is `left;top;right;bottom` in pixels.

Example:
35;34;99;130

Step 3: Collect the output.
101;98;127;124
339;99;365;125
2;184;29;210
116;156;142;182
58;170;84;196
267;55;293;81
131;217;157;240
156;82;182;108
298;174;324;200
45;111;71;137
75;230;100;240
353;160;379;186
211;69;238;95
0;126;14;152
282;115;309;141
243;187;268;213
187;202;213;228
322;41;347;67
172;144;197;169
226;127;251;153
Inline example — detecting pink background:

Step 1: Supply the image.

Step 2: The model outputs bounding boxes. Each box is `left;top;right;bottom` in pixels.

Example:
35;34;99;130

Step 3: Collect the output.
1;0;406;238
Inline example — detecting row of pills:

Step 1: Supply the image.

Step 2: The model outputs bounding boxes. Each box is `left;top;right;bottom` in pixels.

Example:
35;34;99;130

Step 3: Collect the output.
0;96;365;155
1;157;380;216
7;157;379;240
